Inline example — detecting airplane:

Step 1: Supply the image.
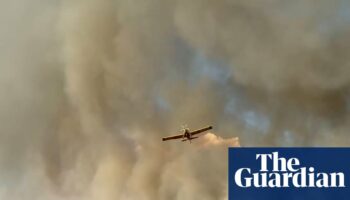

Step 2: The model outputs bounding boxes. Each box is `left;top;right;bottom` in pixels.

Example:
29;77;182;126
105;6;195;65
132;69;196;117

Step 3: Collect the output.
162;125;213;143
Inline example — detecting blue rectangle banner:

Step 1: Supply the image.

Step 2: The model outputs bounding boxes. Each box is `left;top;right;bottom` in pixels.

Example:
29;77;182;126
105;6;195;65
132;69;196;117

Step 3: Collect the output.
229;148;350;200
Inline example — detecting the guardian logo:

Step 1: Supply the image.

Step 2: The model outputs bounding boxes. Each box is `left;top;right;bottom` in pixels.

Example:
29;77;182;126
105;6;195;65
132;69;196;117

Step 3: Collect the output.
234;152;345;188
229;148;350;200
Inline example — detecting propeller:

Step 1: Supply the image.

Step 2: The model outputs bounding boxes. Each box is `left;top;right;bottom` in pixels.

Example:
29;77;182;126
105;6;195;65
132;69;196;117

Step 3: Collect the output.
180;124;188;132
180;124;188;139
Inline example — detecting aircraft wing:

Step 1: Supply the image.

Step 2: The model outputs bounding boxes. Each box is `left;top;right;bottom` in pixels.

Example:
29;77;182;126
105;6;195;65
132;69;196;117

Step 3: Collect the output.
190;126;213;135
162;134;183;141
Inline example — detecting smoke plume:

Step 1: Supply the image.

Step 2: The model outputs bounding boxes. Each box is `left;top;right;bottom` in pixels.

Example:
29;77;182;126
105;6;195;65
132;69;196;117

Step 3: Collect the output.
0;0;350;199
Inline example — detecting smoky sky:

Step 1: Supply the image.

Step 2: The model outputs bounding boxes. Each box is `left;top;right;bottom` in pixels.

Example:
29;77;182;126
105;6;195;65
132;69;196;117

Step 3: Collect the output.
0;0;350;199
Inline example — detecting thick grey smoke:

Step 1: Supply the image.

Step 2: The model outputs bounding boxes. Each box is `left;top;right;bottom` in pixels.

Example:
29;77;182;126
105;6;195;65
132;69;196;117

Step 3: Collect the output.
175;0;350;146
0;0;350;199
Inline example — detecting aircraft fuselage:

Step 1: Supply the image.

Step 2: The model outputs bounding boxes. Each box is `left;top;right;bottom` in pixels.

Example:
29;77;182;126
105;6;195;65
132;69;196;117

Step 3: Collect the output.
183;129;191;140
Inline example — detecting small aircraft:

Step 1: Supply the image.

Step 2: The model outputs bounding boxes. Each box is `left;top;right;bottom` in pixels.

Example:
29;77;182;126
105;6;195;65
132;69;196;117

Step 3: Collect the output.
162;125;213;143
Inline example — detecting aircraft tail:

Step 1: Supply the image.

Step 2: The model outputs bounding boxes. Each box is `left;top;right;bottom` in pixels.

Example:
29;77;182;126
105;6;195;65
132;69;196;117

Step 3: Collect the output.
182;137;198;142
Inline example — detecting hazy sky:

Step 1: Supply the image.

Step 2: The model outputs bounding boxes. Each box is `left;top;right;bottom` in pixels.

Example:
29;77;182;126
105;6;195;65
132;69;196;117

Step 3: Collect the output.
1;0;350;199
